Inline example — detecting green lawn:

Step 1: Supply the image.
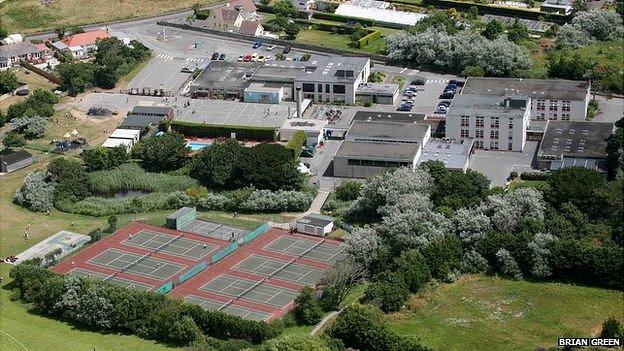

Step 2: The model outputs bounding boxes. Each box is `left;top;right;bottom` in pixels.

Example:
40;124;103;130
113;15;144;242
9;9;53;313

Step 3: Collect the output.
507;179;550;192
296;29;354;51
388;275;624;351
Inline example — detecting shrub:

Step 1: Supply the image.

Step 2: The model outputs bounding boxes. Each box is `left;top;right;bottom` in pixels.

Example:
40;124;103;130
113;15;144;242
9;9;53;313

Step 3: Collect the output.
520;171;550;181
82;146;128;171
88;163;197;195
335;181;361;201
509;171;518;180
12;115;48;138
13;171;55;212
238;189;313;212
3;131;26;148
88;228;103;242
357;30;382;48
132;132;189;172
286;130;307;158
57;191;193;216
0;70;19;94
196;192;232;211
600;317;624;339
170;121;276;141
292;287;324;325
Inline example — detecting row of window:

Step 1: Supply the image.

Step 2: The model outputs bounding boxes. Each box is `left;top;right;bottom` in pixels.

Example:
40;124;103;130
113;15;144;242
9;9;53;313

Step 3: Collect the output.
474;141;514;150
534;99;572;111
460;129;512;141
461;116;513;129
302;83;346;94
347;159;411;167
534;113;571;121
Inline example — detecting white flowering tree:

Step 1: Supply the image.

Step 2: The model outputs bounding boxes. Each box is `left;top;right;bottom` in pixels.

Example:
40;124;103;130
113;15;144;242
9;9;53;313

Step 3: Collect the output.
495;248;523;280
453;208;492;245
528;232;558;278
13;171;55;212
571;10;624;41
343;226;382;270
480;188;545;232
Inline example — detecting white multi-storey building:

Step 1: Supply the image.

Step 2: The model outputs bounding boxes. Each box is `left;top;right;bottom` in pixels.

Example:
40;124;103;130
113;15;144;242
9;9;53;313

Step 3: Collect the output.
446;95;531;152
461;77;590;122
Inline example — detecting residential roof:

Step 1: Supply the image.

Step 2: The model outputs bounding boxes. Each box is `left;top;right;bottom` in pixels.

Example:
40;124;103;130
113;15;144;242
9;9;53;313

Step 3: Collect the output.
346;120;430;143
462;77;589;101
131;105;173;116
335;140;420;161
0;42;40;59
418;138;474;171
120;114;166;129
447;94;529;118
0;150;33;165
227;0;257;12
352;111;426;124
298;213;334;227
62;29;111;47
51;41;69;50
34;43;49;52
542;0;572;7
356;82;399;96
297;56;370;83
109;129;141;139
220;8;242;25
538;120;613;159
239;20;261;35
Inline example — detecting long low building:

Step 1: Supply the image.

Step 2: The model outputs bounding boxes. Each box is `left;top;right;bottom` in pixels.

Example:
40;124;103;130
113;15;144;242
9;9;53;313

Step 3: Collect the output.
417;138;474;172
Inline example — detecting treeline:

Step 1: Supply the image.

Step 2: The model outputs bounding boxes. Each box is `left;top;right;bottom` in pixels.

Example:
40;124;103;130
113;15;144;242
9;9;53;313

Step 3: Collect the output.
57;37;150;95
9;264;281;346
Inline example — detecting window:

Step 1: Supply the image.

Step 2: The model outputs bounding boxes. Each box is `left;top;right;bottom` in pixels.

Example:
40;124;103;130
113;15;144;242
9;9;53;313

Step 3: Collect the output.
490;130;499;139
475;141;484;149
476;116;484;128
333;84;346;94
562;114;571;121
549;114;557;120
461;116;469;127
461;129;469;138
302;83;315;92
508;119;514;129
491;117;499;129
491;141;499;150
509;132;513;140
549;100;558;111
562;100;571;112
476;130;484;139
317;84;323;93
535;113;545;121
325;84;330;94
508;142;513;150
536;99;546;110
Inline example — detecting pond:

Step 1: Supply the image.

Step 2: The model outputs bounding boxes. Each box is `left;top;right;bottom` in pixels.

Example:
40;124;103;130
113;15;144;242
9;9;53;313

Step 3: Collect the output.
108;190;150;199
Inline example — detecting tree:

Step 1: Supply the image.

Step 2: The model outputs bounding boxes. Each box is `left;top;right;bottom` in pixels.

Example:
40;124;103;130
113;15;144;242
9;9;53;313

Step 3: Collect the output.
555;24;595;48
606;117;624;180
238;143;303;190
507;20;530;44
350;24;369;47
363;271;409;312
107;215;118;233
190;138;244;189
48;157;92;203
257;335;333;351
293;287;324;325
3;131;26;148
284;22;300;40
335;180;361;201
82;146;127;171
429;168;490;211
546;167;606;217
461;65;485;77
547;51;594;80
319;259;366;310
13;171;55;212
55;27;66;40
132;132;189;172
12;116;48;138
571;9;624;41
273;0;299;18
600;317;624;339
495;248;523;280
57;62;95;96
393;250;431;293
0;70;20;94
482;20;504;40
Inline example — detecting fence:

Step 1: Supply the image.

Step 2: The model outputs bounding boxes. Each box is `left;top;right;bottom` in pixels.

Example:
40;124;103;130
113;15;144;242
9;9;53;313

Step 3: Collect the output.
19;61;63;85
178;261;209;284
211;241;239;264
155;281;174;294
240;223;270;245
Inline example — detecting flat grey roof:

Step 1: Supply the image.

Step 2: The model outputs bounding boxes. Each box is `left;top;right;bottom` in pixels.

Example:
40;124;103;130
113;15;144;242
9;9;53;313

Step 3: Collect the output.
447;94;528;118
462;77;589;101
253;63;305;82
0;150;33;165
192;61;259;90
352;111;426;124
120;114;165;129
356;82;399;95
418;138;473;170
347;120;430;143
131;105;173;115
298;213;334;227
538;120;613;159
0;42;40;58
335;140;420;161
258;56;369;84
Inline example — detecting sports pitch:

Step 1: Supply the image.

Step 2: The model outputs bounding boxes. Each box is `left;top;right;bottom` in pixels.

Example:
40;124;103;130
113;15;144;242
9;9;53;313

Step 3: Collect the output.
88;248;186;281
121;230;217;260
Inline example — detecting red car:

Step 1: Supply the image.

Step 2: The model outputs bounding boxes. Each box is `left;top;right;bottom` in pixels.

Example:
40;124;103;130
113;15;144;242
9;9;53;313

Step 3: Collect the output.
243;54;252;62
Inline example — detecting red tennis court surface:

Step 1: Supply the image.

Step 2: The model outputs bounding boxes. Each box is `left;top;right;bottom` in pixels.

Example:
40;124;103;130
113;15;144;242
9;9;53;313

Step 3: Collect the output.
52;222;230;292
170;229;343;321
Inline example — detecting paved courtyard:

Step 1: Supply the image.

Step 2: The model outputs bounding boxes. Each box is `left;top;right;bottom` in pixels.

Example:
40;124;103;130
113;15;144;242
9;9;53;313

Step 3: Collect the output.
469;141;538;187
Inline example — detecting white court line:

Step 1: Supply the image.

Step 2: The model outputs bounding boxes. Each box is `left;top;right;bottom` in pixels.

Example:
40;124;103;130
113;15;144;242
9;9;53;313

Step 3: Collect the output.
0;330;29;351
400;67;407;73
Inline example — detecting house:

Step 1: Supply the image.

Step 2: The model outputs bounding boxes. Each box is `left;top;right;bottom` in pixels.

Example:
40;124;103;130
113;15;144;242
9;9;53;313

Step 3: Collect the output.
55;29;111;57
1;150;34;173
238;20;264;37
296;213;335;237
204;0;261;33
445;95;531;152
0;42;41;70
540;0;572;15
536;121;613;174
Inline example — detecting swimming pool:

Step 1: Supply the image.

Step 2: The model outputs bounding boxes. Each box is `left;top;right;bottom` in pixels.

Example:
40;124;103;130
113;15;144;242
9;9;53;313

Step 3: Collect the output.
187;141;211;151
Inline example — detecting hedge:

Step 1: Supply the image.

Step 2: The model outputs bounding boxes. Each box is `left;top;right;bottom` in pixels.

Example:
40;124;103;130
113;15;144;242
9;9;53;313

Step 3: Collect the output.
357;30;382;48
285;130;307;158
295;20;369;35
312;12;376;26
422;0;571;23
170;121;277;141
257;4;309;18
520;171;551;181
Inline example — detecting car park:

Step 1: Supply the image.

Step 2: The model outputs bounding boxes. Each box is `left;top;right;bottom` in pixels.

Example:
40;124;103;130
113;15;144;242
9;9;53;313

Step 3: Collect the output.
218;53;226;60
266;45;275;51
253;41;262;49
211;52;219;60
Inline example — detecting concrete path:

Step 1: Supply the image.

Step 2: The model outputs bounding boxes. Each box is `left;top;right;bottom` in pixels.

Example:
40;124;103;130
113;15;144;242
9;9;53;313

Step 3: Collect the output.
305;189;331;216
310;311;340;335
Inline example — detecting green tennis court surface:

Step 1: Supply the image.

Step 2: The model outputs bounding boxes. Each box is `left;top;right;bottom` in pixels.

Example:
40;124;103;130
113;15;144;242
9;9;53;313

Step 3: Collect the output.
185;295;271;321
87;248;185;280
121;230;216;260
180;219;248;241
233;254;324;285
70;268;154;291
263;236;345;263
200;274;299;308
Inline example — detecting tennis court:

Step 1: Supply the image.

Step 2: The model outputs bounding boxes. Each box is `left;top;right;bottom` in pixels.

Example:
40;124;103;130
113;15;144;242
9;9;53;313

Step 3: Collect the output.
87;248;185;280
185;295;271;321
263;236;345;263
70;268;154;291
200;274;299;308
233;254;324;285
181;219;249;241
121;230;216;260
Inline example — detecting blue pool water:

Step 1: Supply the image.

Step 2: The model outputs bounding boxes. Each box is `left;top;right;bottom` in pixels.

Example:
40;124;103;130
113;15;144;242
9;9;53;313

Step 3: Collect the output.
187;142;211;151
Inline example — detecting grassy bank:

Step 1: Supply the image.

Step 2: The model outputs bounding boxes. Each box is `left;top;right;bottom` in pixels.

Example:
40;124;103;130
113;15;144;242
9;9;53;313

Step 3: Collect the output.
388;275;624;351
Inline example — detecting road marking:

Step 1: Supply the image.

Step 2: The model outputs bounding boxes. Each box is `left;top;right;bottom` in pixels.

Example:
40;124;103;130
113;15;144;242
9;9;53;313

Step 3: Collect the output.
0;330;29;351
400;67;407;73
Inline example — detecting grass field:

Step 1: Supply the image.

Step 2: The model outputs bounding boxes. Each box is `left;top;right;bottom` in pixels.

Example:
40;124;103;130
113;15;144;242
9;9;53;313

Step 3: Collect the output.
0;69;58;111
507;179;550;192
388;275;624;351
0;0;220;33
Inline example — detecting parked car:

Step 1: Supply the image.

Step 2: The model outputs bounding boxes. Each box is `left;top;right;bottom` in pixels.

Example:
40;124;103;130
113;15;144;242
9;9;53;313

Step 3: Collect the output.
266;45;276;51
257;55;266;62
448;79;464;87
181;67;193;73
404;90;416;97
435;105;448;114
300;145;315;157
398;104;413;111
298;162;311;175
253;41;262;49
282;46;291;54
439;92;455;99
404;98;415;105
243;54;252;62
265;55;272;61
411;77;426;86
218;53;226;60
251;53;258;61
237;55;244;62
406;86;418;92
439;100;452;107
211;52;219;60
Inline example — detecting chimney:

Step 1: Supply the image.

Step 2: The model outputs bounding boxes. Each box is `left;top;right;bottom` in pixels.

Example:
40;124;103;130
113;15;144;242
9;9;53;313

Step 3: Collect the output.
296;87;302;119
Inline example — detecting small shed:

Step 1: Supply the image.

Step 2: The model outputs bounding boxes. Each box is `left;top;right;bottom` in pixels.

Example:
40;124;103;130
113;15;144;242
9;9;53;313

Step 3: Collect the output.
110;128;141;144
102;138;133;152
166;207;197;230
296;213;335;237
1;150;34;173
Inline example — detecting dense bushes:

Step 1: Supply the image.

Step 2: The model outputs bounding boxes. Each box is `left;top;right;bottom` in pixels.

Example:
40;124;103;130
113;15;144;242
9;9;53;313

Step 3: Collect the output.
285;130;306;158
335;180;361;201
292;287;324;325
520;171;550;181
421;0;569;23
89;163;197;195
132;132;190;172
9;265;281;346
6;89;58;122
13;171;55;212
56;191;193;216
82;145;128;171
194;187;313;213
0;70;20;94
171;121;276;141
11;115;48;138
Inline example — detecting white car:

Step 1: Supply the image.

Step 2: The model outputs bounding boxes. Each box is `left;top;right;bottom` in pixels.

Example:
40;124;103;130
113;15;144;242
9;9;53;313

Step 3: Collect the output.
237;55;244;62
404;90;416;97
298;162;311;175
265;55;272;61
266;45;276;51
251;53;258;61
